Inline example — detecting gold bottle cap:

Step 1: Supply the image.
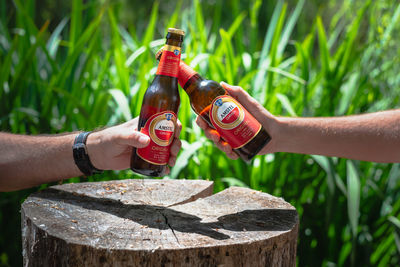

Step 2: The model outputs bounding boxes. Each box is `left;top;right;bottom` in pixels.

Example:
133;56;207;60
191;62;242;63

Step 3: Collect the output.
168;28;185;36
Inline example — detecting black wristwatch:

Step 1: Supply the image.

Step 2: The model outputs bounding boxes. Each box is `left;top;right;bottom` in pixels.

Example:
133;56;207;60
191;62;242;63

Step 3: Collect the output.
72;131;103;176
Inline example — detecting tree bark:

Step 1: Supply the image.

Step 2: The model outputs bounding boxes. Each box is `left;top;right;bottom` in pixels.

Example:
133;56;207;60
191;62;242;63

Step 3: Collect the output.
22;179;298;267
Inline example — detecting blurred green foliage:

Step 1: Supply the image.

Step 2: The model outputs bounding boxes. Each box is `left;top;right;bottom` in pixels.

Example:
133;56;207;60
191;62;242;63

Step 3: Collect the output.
1;0;400;266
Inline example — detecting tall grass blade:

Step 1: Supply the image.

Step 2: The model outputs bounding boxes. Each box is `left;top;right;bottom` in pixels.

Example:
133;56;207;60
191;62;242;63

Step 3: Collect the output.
221;177;249;188
382;3;400;46
316;16;330;77
253;0;283;99
347;160;360;237
69;0;83;55
109;89;132;121
141;1;159;47
264;3;287;105
277;0;305;57
166;0;182;29
219;29;235;84
169;140;203;179
276;93;297;116
194;0;207;51
108;8;129;95
47;17;69;58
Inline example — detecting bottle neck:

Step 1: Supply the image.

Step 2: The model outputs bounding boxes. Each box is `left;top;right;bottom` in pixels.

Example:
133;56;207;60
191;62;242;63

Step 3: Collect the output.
156;40;182;78
178;60;204;91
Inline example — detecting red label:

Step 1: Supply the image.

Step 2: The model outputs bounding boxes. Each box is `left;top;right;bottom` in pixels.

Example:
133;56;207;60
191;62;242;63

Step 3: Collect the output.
156;45;181;78
137;111;177;165
178;60;198;88
209;95;261;149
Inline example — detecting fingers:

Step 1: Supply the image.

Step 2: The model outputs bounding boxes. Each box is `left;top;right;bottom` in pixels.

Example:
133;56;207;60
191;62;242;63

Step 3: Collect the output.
195;116;208;129
195;116;238;159
220;81;270;123
214;140;239;160
195;117;220;142
119;131;150;148
170;138;181;158
122;117;139;130
164;166;170;176
164;121;182;168
168;155;177;167
175;120;182;138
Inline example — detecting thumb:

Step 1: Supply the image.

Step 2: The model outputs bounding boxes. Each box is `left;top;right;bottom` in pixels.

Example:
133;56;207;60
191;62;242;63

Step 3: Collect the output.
119;131;150;148
220;81;271;123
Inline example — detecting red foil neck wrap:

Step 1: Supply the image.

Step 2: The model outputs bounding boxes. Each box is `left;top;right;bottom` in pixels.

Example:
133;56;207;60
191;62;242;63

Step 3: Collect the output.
156;45;181;78
178;61;198;88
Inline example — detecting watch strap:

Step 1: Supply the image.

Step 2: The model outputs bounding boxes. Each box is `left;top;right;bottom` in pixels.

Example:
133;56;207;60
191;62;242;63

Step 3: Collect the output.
73;131;103;176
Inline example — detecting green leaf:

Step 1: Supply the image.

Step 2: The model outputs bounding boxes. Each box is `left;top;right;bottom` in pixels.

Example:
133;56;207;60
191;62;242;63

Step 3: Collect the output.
109;89;132;121
169;140;203;179
219;29;235;84
347;160;360;237
277;0;305;57
166;0;183;30
194;0;207;51
69;0;83;55
253;0;284;98
316;16;330;76
47;17;69;58
108;8;129;95
221;177;249;188
142;1;159;47
276;93;297;116
311;155;336;195
382;3;400;46
337;73;359;115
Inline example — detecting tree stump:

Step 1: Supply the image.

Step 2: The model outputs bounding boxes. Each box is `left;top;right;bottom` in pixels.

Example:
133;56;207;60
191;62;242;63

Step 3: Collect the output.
21;179;298;267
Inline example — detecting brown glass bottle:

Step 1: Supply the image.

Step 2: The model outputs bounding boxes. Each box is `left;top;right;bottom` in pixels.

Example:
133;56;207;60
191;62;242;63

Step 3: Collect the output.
130;28;184;176
177;60;271;162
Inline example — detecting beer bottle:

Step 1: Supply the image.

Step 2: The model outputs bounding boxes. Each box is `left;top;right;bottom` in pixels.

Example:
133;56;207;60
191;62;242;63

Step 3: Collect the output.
156;49;271;161
130;28;184;176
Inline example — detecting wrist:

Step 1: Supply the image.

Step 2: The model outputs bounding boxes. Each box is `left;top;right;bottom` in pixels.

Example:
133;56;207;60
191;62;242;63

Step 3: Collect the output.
85;131;103;170
72;132;103;176
265;115;286;153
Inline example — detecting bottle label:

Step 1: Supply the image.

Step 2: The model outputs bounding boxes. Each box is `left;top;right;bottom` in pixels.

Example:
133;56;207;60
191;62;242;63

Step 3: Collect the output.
209;95;261;149
156;45;181;78
137;111;177;165
178;61;198;89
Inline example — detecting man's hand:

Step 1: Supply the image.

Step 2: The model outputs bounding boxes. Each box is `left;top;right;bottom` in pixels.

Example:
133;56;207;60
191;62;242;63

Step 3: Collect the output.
87;117;182;175
197;82;400;163
195;82;278;159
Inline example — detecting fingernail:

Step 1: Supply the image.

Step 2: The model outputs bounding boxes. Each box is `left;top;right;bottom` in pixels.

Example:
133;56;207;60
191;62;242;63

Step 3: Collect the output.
139;135;150;144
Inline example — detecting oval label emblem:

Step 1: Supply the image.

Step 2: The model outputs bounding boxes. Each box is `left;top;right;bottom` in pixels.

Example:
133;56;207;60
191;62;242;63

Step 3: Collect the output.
149;112;176;146
211;96;244;130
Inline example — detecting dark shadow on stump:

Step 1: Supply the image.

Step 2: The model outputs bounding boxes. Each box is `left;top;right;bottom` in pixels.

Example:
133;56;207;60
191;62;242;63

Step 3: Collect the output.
36;188;297;241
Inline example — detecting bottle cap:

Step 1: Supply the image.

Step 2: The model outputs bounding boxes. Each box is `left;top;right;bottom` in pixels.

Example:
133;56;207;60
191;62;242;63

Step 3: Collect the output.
167;28;185;36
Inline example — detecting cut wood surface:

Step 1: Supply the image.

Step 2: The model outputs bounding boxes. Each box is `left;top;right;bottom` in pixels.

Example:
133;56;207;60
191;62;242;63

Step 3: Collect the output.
22;179;298;267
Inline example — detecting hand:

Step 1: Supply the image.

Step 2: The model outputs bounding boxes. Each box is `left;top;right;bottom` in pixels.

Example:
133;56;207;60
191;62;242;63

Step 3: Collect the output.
86;117;182;174
196;82;277;159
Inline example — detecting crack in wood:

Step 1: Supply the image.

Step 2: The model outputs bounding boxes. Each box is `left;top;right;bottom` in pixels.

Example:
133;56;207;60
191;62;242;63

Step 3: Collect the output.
159;210;181;246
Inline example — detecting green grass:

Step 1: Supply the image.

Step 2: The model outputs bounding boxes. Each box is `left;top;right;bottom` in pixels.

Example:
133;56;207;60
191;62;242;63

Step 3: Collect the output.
1;0;400;266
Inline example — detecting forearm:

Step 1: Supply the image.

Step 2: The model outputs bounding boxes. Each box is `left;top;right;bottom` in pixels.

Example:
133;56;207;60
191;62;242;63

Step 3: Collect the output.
0;133;82;191
272;110;400;163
